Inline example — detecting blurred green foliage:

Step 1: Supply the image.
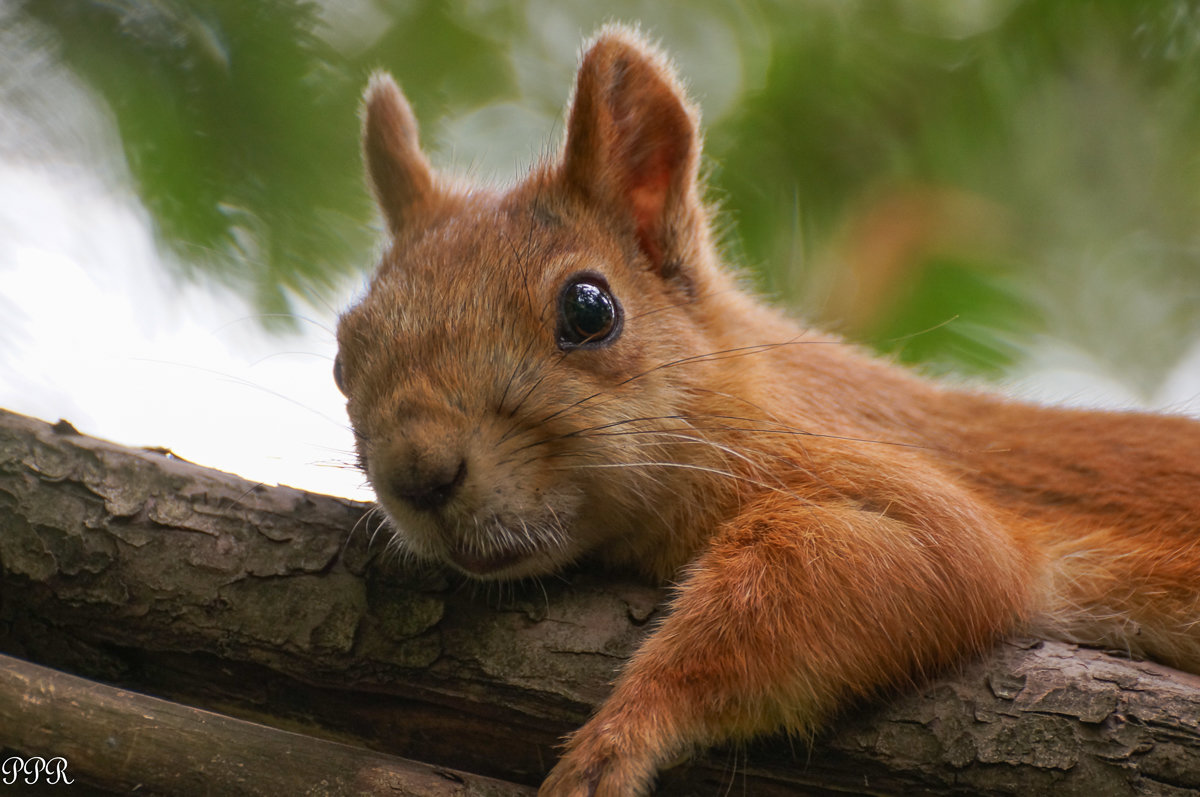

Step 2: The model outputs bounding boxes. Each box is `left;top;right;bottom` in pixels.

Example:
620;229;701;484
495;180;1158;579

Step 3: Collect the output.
16;0;1200;395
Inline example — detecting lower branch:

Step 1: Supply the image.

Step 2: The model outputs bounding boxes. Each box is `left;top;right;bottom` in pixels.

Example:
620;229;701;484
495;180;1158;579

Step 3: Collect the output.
0;652;532;796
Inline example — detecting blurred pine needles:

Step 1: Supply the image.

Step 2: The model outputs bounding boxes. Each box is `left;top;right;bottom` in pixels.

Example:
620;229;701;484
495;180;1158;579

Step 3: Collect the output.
14;0;1200;397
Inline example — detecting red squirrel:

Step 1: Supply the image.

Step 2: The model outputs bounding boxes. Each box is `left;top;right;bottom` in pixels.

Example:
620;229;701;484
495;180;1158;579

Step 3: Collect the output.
334;24;1200;796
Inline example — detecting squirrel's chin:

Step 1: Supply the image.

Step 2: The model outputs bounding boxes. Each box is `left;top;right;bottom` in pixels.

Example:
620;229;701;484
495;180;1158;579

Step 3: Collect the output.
447;546;528;578
377;499;580;580
443;539;576;581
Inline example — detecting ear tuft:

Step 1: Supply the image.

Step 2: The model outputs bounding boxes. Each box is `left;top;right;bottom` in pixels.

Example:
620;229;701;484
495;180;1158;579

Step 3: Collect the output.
560;25;702;271
362;72;435;236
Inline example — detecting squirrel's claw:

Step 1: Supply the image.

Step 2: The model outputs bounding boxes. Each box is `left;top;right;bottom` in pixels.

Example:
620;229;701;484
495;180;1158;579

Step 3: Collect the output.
540;724;657;797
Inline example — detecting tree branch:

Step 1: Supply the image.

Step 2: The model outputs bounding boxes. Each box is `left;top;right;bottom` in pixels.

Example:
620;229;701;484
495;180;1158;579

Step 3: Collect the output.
0;652;532;796
1;408;1198;794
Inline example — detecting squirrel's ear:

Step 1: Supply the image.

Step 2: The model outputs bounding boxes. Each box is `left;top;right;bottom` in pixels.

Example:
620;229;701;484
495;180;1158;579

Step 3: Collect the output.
560;27;702;273
362;72;435;236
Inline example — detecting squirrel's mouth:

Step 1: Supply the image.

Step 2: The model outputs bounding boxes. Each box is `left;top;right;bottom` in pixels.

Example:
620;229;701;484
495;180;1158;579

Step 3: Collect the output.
429;504;580;579
382;503;578;580
447;544;527;577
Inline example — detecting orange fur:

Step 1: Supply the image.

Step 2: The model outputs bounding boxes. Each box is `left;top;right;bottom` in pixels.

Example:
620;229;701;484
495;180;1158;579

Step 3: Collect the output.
335;24;1200;796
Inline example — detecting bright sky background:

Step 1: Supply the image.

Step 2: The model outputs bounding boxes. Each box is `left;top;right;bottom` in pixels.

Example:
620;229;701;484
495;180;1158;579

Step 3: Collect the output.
1;14;1197;504
0;155;372;501
0;58;372;501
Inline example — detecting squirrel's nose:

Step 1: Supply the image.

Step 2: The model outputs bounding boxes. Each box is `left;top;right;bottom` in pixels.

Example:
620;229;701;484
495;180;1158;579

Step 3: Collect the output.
389;457;467;512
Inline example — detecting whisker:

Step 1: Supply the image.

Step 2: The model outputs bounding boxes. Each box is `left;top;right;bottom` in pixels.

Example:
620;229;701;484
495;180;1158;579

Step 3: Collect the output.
513;408;944;458
534;427;811;498
497;335;539;415
130;358;353;432
614;336;839;389
626;285;740;322
552;460;803;502
524;336;843;432
884;314;961;345
209;312;337;337
508;413;693;455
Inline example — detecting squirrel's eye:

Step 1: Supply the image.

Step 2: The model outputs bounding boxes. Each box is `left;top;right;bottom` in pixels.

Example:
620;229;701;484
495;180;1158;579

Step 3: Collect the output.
557;274;622;349
333;354;347;395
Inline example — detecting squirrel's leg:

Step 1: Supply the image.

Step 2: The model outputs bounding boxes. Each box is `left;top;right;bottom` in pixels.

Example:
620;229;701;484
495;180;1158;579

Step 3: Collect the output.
539;489;1032;796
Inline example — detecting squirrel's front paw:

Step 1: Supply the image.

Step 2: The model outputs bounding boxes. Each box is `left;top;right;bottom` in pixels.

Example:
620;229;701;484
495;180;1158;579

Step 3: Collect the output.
539;728;655;797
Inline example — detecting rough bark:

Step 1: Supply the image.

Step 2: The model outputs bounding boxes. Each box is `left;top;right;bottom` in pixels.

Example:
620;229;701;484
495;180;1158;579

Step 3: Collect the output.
0;652;533;796
1;407;1198;795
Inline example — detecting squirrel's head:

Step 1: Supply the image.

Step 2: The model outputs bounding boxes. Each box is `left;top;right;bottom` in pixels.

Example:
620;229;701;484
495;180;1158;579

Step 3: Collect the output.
335;25;738;580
